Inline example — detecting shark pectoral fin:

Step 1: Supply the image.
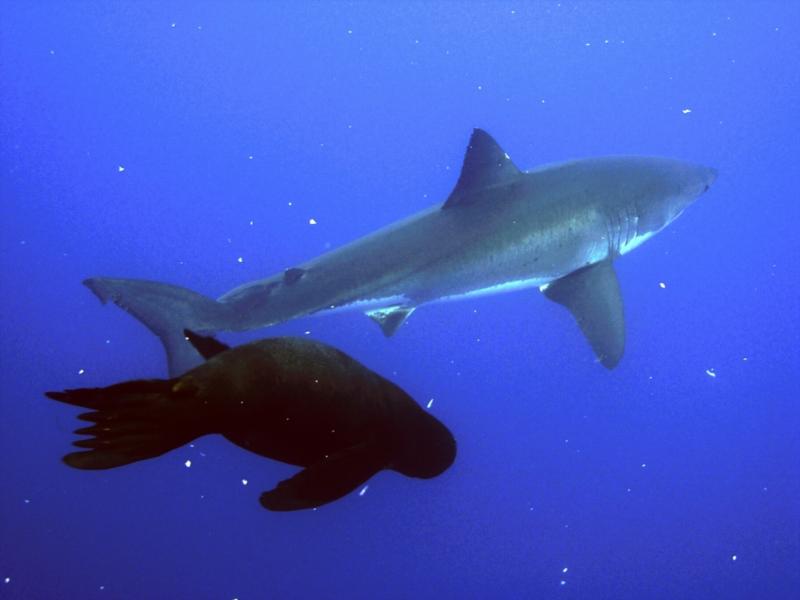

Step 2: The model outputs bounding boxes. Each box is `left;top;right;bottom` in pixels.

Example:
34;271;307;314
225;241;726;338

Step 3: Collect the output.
443;129;522;208
259;442;387;511
366;306;415;337
542;259;625;369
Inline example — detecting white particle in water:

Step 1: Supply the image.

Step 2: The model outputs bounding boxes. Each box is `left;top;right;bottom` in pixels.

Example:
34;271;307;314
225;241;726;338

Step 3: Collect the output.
427;398;434;409
731;554;737;561
184;460;192;468
706;368;717;378
309;218;317;225
237;257;244;263
560;580;567;586
241;479;248;486
359;485;368;496
4;577;10;583
118;165;125;172
641;463;647;468
659;281;666;289
682;108;692;114
562;567;568;573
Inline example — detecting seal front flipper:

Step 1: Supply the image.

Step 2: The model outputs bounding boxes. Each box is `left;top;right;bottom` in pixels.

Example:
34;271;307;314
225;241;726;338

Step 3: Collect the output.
260;441;388;511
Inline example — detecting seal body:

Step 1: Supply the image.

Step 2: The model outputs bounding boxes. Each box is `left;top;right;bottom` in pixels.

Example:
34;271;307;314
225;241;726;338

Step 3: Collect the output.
46;334;456;511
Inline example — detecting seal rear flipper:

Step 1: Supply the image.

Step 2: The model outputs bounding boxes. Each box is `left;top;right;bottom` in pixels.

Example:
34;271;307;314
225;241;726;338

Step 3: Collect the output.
259;442;388;511
45;379;203;470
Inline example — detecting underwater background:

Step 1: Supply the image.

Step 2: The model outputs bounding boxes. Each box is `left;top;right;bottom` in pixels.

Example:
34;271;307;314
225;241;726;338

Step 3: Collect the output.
1;2;798;599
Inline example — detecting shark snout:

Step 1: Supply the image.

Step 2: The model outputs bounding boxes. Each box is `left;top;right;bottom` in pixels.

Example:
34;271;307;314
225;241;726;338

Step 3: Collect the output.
703;166;718;192
687;164;717;198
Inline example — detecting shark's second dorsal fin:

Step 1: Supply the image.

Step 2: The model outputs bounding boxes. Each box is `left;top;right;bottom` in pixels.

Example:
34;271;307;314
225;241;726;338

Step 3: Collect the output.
443;129;522;209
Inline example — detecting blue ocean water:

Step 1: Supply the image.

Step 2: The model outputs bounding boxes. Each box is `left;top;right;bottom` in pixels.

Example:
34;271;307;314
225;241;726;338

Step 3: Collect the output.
1;2;798;598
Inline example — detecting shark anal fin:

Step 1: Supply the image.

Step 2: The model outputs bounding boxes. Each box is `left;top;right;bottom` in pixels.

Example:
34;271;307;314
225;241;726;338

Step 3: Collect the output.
183;329;230;360
443;128;522;208
366;306;415;337
542;259;625;369
259;442;387;511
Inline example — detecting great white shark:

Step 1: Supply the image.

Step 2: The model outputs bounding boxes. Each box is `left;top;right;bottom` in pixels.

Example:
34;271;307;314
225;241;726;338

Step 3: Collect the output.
85;129;716;376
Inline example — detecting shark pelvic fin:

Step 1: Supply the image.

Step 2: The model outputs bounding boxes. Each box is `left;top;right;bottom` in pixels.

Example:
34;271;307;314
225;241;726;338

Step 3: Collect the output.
443;128;522;208
541;259;626;369
366;306;415;337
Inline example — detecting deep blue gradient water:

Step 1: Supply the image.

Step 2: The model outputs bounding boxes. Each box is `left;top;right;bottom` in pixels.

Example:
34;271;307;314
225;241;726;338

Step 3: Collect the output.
2;3;798;599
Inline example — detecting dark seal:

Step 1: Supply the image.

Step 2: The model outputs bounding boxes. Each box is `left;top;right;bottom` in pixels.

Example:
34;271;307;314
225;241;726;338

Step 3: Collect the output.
45;331;456;511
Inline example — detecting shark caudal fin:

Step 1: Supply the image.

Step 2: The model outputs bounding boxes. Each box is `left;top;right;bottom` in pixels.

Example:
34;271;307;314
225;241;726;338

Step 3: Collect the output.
84;277;230;376
45;379;202;469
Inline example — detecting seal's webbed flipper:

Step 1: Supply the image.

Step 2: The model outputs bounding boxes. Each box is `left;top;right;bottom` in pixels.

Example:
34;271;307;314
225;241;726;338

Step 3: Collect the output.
183;329;230;360
45;379;201;470
259;441;388;511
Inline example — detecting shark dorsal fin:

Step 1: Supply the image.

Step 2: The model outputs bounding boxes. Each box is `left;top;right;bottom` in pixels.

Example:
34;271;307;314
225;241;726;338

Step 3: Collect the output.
443;129;522;209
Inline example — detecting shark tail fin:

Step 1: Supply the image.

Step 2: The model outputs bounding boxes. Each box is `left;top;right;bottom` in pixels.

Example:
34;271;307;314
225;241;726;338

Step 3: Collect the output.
45;378;203;469
84;277;231;376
